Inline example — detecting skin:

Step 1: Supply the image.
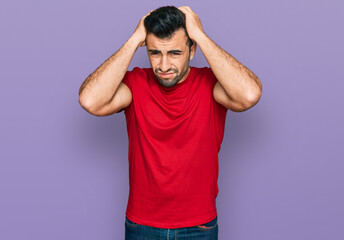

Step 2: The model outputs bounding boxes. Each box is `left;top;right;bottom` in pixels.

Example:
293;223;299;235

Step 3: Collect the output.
78;6;262;116
146;28;196;88
77;6;262;229
178;6;262;111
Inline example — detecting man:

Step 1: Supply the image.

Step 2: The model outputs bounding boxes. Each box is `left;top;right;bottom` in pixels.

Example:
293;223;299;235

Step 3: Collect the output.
79;6;262;240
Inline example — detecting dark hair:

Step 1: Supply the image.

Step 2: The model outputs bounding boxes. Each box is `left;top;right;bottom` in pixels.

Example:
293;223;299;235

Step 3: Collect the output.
144;6;193;50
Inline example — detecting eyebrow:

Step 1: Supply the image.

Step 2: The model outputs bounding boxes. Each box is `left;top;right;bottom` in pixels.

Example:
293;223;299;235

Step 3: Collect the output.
148;49;183;54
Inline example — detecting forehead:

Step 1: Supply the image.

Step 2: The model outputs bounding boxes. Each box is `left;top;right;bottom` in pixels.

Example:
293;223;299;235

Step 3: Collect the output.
146;28;188;50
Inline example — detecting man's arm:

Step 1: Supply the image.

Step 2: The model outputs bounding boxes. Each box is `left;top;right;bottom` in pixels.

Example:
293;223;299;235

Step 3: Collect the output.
179;6;262;112
78;12;149;116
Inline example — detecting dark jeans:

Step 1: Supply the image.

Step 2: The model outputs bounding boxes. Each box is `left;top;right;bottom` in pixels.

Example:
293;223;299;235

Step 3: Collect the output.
125;216;218;240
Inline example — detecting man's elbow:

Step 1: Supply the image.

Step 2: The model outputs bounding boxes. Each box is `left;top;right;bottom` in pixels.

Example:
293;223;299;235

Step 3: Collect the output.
78;96;99;115
242;87;262;110
247;88;262;108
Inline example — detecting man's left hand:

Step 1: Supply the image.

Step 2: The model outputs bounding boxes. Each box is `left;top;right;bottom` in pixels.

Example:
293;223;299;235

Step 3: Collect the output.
178;6;205;42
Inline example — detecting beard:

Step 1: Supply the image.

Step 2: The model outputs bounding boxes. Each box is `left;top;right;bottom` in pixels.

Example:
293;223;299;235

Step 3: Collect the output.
154;64;190;88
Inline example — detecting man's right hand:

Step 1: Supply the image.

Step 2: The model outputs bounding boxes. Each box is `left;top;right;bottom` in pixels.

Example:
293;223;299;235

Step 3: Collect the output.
132;11;153;48
79;10;153;116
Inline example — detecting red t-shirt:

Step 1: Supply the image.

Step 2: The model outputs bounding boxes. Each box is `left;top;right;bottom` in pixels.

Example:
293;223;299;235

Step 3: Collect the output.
121;66;228;228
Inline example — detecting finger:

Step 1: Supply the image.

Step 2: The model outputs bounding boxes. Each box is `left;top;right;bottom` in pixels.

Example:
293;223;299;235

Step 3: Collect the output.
178;6;188;13
146;10;153;16
179;9;189;16
185;6;195;15
143;10;153;19
179;6;191;12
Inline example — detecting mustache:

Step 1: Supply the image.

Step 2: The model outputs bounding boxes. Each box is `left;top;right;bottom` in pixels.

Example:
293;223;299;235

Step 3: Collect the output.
155;68;178;74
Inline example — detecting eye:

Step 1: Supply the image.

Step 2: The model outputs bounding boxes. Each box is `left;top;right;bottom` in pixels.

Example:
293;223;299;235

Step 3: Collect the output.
170;52;182;56
149;51;160;56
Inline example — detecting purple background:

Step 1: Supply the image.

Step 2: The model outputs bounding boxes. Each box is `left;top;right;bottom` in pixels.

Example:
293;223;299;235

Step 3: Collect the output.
1;0;343;239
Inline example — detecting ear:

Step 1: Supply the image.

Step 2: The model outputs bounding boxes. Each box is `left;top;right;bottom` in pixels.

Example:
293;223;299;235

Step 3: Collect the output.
189;41;197;61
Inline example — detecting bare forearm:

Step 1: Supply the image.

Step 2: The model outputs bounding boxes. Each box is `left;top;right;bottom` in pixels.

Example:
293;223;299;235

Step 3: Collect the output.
196;32;262;103
79;36;140;111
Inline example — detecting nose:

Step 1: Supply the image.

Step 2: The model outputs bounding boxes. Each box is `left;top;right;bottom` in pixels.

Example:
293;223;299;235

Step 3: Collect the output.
159;55;171;72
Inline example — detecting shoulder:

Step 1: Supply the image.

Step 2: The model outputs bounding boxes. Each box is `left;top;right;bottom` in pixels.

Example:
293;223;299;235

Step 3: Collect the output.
191;66;217;86
131;67;156;81
123;67;152;87
124;66;150;75
191;66;215;78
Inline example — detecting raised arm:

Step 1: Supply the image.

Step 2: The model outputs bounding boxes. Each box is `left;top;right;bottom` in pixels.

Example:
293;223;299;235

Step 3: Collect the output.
179;6;262;112
78;12;149;116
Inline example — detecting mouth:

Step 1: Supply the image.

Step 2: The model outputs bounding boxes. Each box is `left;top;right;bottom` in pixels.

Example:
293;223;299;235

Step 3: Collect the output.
158;72;174;78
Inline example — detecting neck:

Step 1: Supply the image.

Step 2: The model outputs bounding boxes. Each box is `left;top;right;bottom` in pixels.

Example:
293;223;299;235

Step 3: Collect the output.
177;66;190;84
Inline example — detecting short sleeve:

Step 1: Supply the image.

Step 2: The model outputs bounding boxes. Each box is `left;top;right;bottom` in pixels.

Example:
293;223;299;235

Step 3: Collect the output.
122;70;133;92
204;67;228;115
117;68;136;114
203;67;228;151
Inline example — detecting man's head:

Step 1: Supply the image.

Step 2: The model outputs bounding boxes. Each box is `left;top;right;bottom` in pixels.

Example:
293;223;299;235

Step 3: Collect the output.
144;6;197;87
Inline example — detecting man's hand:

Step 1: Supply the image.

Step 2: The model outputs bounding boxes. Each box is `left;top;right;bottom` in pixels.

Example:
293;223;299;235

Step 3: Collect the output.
132;11;153;47
79;10;154;115
178;6;262;112
178;6;205;43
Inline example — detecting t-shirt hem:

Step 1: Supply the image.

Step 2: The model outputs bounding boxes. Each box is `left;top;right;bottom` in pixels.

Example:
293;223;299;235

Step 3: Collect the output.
126;209;217;229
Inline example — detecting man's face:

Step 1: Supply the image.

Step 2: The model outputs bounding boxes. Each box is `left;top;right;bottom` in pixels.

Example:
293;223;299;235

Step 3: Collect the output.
146;28;196;87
